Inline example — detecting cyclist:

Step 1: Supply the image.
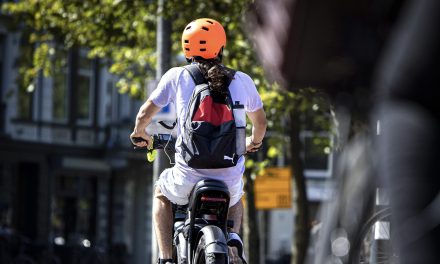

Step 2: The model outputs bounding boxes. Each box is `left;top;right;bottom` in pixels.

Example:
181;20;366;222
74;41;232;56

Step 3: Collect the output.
130;18;267;264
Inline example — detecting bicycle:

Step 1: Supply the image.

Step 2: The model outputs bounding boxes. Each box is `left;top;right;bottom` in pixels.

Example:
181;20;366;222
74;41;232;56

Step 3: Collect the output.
350;206;397;264
133;134;248;264
309;131;398;264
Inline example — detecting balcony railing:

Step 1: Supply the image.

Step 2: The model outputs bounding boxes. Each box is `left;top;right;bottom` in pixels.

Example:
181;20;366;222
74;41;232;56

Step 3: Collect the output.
9;119;133;150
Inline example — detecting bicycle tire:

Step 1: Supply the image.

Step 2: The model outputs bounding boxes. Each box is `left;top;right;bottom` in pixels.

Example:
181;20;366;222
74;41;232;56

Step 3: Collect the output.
194;236;227;264
349;207;398;264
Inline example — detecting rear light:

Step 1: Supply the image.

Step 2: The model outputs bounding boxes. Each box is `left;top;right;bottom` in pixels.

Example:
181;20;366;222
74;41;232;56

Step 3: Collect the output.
201;196;227;203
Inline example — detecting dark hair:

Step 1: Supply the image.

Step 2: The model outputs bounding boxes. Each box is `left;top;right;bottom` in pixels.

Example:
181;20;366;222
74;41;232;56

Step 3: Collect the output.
195;58;235;94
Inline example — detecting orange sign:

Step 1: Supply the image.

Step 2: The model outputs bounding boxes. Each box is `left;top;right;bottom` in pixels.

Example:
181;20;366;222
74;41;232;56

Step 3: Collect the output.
254;167;292;209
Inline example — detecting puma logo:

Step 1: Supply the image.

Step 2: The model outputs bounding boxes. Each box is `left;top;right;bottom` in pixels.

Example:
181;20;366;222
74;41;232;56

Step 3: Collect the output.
224;155;234;162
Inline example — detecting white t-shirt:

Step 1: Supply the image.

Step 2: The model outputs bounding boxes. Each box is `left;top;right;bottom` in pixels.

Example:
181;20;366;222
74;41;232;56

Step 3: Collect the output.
149;66;263;186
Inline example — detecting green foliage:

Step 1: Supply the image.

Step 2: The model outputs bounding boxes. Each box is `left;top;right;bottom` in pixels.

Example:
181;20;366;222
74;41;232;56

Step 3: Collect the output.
2;0;333;172
258;85;333;167
1;0;256;98
2;0;157;96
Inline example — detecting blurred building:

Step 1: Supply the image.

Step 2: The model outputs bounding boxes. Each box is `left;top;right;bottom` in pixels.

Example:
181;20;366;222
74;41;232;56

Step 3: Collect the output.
0;25;155;263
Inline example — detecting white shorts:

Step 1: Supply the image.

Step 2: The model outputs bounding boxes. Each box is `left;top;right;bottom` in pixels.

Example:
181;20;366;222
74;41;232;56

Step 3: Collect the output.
156;168;244;207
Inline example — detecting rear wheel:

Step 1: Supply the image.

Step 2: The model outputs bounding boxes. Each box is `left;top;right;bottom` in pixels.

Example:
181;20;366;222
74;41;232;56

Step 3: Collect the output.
194;235;227;264
350;207;398;264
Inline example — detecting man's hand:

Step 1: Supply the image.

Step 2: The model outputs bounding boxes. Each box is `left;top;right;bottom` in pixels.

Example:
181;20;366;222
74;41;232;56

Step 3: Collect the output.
246;108;267;153
246;136;262;153
130;129;153;149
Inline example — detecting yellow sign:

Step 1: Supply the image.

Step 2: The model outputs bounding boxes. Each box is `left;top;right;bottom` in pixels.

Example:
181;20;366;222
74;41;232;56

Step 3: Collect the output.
254;167;292;209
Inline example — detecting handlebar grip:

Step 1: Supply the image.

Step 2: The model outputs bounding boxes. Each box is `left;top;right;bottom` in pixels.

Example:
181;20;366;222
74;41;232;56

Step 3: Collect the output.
132;137;148;144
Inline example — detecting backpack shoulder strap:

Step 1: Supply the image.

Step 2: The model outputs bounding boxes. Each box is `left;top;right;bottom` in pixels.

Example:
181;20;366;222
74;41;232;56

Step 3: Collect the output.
225;68;237;88
184;64;206;85
225;68;237;106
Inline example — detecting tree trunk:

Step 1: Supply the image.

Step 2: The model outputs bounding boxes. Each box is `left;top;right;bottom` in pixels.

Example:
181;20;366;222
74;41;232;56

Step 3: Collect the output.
290;110;310;264
243;170;261;264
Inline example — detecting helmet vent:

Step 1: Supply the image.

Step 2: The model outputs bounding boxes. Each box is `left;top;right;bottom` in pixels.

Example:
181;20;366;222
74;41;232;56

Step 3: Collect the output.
202;26;209;31
200;48;206;51
206;20;214;24
184;40;189;43
185;48;190;51
186;26;192;30
200;40;206;44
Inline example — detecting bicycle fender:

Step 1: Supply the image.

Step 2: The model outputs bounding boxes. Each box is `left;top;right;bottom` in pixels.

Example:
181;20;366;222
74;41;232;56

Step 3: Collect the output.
199;226;228;254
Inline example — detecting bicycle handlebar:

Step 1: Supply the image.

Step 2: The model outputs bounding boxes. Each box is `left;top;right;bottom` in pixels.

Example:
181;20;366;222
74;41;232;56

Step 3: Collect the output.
132;134;262;157
132;134;176;153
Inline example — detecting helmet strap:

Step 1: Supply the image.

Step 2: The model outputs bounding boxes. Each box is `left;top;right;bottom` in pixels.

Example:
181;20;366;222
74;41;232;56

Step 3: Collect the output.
217;47;224;62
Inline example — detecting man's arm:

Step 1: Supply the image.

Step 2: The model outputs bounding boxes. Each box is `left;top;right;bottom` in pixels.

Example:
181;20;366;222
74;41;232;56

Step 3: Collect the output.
130;99;162;148
246;108;267;152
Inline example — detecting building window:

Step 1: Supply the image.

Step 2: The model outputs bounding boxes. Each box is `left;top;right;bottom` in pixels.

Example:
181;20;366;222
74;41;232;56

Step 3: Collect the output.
304;136;328;170
52;49;68;121
106;80;114;122
77;75;91;120
16;34;34;120
302;131;333;178
16;87;33;120
76;51;93;124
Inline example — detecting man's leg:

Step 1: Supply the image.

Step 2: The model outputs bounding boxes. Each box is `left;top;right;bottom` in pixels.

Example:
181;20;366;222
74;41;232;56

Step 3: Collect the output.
153;186;174;260
228;199;245;263
228;199;243;233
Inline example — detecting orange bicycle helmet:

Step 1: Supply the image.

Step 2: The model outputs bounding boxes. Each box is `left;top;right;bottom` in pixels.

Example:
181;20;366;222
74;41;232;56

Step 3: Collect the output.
182;18;226;60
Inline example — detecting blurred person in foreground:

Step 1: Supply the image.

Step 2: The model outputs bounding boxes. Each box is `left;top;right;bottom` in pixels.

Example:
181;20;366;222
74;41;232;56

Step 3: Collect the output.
249;0;439;263
373;0;440;262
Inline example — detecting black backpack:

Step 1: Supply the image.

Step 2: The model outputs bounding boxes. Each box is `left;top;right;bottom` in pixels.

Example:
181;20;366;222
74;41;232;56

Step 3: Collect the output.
181;64;239;169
